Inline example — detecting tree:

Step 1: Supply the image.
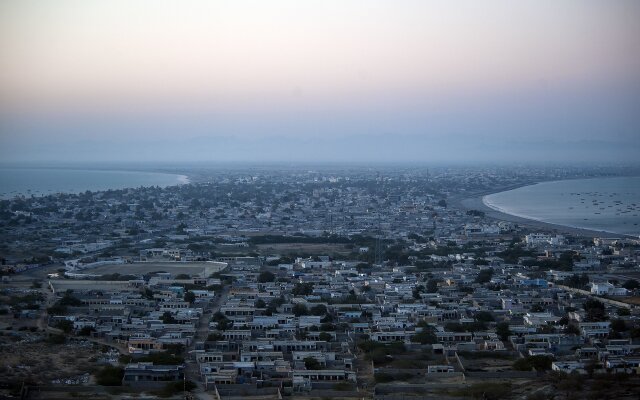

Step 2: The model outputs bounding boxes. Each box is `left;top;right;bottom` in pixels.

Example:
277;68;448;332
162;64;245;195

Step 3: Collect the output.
412;324;437;344
78;326;96;336
258;271;276;283
475;268;494;284
622;279;639;290
304;357;322;370
310;304;327;316
412;285;425;299
95;366;124;386
496;322;512;341
318;331;332;342
513;355;553;371
160;311;178;324
617;308;630;316
58;291;82;306
184;291;196;304
475;311;494;322
530;304;545;313
216;318;232;330
293;303;309;317
563;324;580;335
611;319;627;332
583;299;607;322
255;299;266;308
292;283;314;296
426;279;440;293
55;319;74;333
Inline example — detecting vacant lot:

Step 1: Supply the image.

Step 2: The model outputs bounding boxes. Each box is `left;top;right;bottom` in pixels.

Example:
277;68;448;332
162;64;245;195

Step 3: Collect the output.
254;242;354;256
0;334;103;385
86;261;226;276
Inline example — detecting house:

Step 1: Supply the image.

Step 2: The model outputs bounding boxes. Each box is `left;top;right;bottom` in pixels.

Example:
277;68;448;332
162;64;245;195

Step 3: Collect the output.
590;283;628;296
122;363;184;387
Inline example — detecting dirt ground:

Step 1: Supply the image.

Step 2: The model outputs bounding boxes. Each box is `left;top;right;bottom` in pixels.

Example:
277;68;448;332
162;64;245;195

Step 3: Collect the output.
254;242;354;256
0;333;105;385
86;263;207;276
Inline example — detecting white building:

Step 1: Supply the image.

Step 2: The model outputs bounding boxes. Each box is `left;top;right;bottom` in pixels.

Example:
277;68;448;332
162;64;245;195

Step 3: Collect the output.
590;283;628;296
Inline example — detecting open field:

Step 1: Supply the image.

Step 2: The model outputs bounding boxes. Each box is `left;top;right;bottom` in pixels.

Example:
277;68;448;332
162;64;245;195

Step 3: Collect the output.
84;261;227;276
0;335;104;385
618;296;640;306
254;242;354;256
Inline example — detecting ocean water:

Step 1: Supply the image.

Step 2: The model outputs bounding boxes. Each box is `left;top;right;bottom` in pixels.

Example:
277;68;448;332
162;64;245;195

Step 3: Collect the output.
0;168;188;199
483;176;640;237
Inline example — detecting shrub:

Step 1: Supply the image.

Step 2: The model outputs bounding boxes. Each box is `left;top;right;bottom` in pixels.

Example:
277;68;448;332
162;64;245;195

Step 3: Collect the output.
374;373;394;383
46;334;66;344
95;366;124;386
513;355;553;371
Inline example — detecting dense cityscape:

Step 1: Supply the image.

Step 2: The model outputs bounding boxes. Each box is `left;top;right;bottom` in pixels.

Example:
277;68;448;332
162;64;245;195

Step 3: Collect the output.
1;165;639;399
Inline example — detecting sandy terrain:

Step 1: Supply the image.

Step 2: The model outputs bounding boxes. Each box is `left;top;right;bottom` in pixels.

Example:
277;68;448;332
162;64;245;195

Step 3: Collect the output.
455;194;620;238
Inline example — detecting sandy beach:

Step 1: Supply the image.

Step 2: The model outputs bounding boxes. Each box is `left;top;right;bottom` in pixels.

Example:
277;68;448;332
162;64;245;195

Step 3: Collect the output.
454;191;626;239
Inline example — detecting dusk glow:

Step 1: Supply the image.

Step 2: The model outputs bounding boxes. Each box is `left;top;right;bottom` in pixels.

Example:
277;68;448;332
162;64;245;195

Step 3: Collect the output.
1;0;639;162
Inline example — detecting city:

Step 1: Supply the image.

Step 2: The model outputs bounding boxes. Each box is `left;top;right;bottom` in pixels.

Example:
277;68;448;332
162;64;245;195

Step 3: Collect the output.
2;1;640;399
1;165;640;399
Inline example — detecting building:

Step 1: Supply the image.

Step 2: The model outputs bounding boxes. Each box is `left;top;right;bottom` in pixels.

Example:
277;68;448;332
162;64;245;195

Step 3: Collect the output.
122;363;184;388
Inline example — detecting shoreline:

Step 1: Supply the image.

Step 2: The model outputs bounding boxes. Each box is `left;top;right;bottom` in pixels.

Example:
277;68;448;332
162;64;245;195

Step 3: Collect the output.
0;168;190;199
454;183;638;239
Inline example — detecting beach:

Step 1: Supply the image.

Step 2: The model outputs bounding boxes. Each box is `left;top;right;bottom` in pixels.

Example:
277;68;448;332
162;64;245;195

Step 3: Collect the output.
0;167;190;199
456;194;618;238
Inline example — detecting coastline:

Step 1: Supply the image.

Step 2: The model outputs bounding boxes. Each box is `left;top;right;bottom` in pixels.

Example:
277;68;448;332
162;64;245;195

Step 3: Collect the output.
454;184;637;239
0;168;190;199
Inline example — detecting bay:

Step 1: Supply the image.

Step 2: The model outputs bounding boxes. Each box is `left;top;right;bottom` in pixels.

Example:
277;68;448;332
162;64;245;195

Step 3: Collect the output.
0;168;188;199
483;176;640;237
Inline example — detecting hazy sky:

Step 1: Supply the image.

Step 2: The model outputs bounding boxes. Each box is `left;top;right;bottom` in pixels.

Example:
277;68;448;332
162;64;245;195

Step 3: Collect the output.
1;0;639;164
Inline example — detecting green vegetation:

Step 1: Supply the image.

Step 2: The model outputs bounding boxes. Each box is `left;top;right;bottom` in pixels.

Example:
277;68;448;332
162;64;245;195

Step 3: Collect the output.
358;340;406;365
475;268;494;284
292;303;309;316
292;282;314;296
184;290;196;303
475;311;494;322
496;322;512;341
135;351;184;365
521;251;578;271
303;356;322;370
47;291;83;315
497;246;534;264
445;321;486;332
513;355;553;371
583;299;607;322
445;382;512;400
258;270;276;282
54;319;74;333
160;311;178;324
374;372;415;383
411;322;437;344
561;273;590;288
310;304;327;316
46;333;66;344
154;380;196;397
95;366;124;386
458;351;515;360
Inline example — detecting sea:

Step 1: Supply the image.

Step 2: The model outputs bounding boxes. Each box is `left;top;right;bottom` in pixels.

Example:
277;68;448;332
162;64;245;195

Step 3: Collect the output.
483;176;640;237
0;167;188;199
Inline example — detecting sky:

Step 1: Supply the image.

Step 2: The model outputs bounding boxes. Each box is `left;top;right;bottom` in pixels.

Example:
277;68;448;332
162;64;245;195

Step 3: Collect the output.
1;0;639;164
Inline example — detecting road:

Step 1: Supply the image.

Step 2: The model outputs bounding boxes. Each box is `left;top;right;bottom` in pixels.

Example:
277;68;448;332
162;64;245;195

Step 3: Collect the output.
184;285;230;399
